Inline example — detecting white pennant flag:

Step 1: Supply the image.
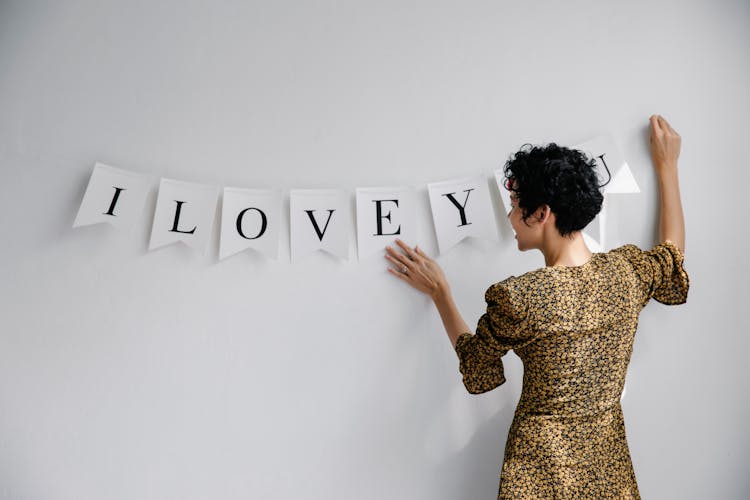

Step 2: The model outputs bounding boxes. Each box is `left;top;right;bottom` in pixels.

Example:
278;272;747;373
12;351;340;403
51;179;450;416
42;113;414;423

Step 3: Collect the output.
219;187;282;260
493;168;513;219
574;134;640;195
148;178;220;254
427;175;498;255
574;134;640;249
355;186;417;261
73;162;153;230
581;229;604;253
289;189;350;261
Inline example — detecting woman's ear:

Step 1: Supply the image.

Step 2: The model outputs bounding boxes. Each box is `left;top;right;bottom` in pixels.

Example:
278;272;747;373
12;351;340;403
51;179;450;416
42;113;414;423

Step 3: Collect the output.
538;205;551;223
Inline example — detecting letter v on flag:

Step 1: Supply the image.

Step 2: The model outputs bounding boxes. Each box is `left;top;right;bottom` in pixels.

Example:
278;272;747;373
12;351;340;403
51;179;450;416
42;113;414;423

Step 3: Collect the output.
289;189;350;261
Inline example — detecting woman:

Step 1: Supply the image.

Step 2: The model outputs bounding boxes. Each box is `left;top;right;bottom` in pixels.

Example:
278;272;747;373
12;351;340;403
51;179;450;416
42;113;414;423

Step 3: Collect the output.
384;114;689;499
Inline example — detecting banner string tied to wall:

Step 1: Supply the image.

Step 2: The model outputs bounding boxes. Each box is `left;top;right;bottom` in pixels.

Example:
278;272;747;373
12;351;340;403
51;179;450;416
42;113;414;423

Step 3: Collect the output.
73;133;640;260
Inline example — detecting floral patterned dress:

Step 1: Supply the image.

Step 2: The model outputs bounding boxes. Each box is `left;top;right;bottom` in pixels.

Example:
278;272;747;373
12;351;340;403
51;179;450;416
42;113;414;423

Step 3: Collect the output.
454;241;690;499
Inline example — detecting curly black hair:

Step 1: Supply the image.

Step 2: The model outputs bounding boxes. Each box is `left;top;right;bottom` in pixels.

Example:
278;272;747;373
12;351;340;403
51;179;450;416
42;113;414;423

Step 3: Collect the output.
503;143;609;238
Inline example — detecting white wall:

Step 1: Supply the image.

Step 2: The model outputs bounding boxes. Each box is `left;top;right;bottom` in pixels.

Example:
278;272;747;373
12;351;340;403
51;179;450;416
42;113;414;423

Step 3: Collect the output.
1;1;748;499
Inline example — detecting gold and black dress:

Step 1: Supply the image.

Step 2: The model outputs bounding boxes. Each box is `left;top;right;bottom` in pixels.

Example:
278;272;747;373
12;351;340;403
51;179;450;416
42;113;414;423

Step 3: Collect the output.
455;241;690;499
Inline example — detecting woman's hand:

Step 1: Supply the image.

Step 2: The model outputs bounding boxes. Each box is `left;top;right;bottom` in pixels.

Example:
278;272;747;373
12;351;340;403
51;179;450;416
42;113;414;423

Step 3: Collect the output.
649;114;682;174
385;239;449;300
386;239;469;348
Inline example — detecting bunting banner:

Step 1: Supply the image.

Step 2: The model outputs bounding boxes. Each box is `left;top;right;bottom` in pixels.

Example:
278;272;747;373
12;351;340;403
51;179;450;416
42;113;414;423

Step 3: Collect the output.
427;174;499;255
72;134;642;261
73;162;153;230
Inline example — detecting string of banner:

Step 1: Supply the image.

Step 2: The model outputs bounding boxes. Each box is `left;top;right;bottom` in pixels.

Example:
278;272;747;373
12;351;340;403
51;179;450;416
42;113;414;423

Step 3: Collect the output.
73;133;641;261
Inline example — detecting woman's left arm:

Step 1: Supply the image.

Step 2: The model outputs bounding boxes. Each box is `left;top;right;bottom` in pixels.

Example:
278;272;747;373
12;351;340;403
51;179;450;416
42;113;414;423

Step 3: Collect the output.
385;239;470;349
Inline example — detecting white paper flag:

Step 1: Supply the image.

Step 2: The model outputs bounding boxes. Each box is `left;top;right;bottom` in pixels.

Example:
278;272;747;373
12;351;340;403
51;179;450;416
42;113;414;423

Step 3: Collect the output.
582;228;604;253
427;175;498;255
493;168;513;219
355;186;417;261
574;134;640;195
289;189;350;261
574;134;640;248
219;187;282;260
148;178;220;253
73;162;153;230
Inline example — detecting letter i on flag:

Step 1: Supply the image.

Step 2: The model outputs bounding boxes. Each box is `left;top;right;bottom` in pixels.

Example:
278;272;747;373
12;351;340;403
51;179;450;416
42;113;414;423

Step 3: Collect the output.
148;178;220;254
73;162;153;230
289;189;350;261
427;174;498;255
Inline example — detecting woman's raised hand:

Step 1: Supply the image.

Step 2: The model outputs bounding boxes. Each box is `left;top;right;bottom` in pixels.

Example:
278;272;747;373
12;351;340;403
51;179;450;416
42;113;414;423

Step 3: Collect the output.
649;114;682;174
649;114;686;251
385;239;449;300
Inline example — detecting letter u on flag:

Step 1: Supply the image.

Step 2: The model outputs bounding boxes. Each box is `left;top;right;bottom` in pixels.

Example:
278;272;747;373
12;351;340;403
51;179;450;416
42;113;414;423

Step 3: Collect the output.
427;174;498;255
573;134;641;251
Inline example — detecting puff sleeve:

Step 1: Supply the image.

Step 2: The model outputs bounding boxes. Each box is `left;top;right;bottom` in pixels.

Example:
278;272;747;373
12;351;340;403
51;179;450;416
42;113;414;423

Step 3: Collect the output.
611;240;690;308
454;280;535;394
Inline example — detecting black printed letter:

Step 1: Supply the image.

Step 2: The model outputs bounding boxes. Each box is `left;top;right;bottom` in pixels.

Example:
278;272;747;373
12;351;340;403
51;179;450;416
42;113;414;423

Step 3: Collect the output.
597;153;612;185
305;209;335;241
103;187;126;216
236;207;267;240
372;199;400;236
441;189;474;227
169;200;197;234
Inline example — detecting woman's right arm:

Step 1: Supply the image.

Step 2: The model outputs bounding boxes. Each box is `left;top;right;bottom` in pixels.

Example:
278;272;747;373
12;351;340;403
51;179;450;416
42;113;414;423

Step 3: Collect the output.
649;114;686;253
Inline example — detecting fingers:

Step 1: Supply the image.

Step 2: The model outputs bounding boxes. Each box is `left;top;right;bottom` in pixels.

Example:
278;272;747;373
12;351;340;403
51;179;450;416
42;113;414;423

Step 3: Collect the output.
651;114;670;134
393;239;422;266
386;239;434;277
414;246;431;261
386;242;411;261
386;238;436;266
649;115;680;141
657;115;676;136
387;266;409;281
662;117;679;136
650;115;662;134
385;241;422;282
385;250;412;272
396;238;432;260
393;238;418;260
385;241;443;297
651;114;679;136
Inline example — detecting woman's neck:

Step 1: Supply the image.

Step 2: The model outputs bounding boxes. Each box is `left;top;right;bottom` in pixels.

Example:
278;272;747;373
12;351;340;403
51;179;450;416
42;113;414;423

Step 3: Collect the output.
541;231;594;268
